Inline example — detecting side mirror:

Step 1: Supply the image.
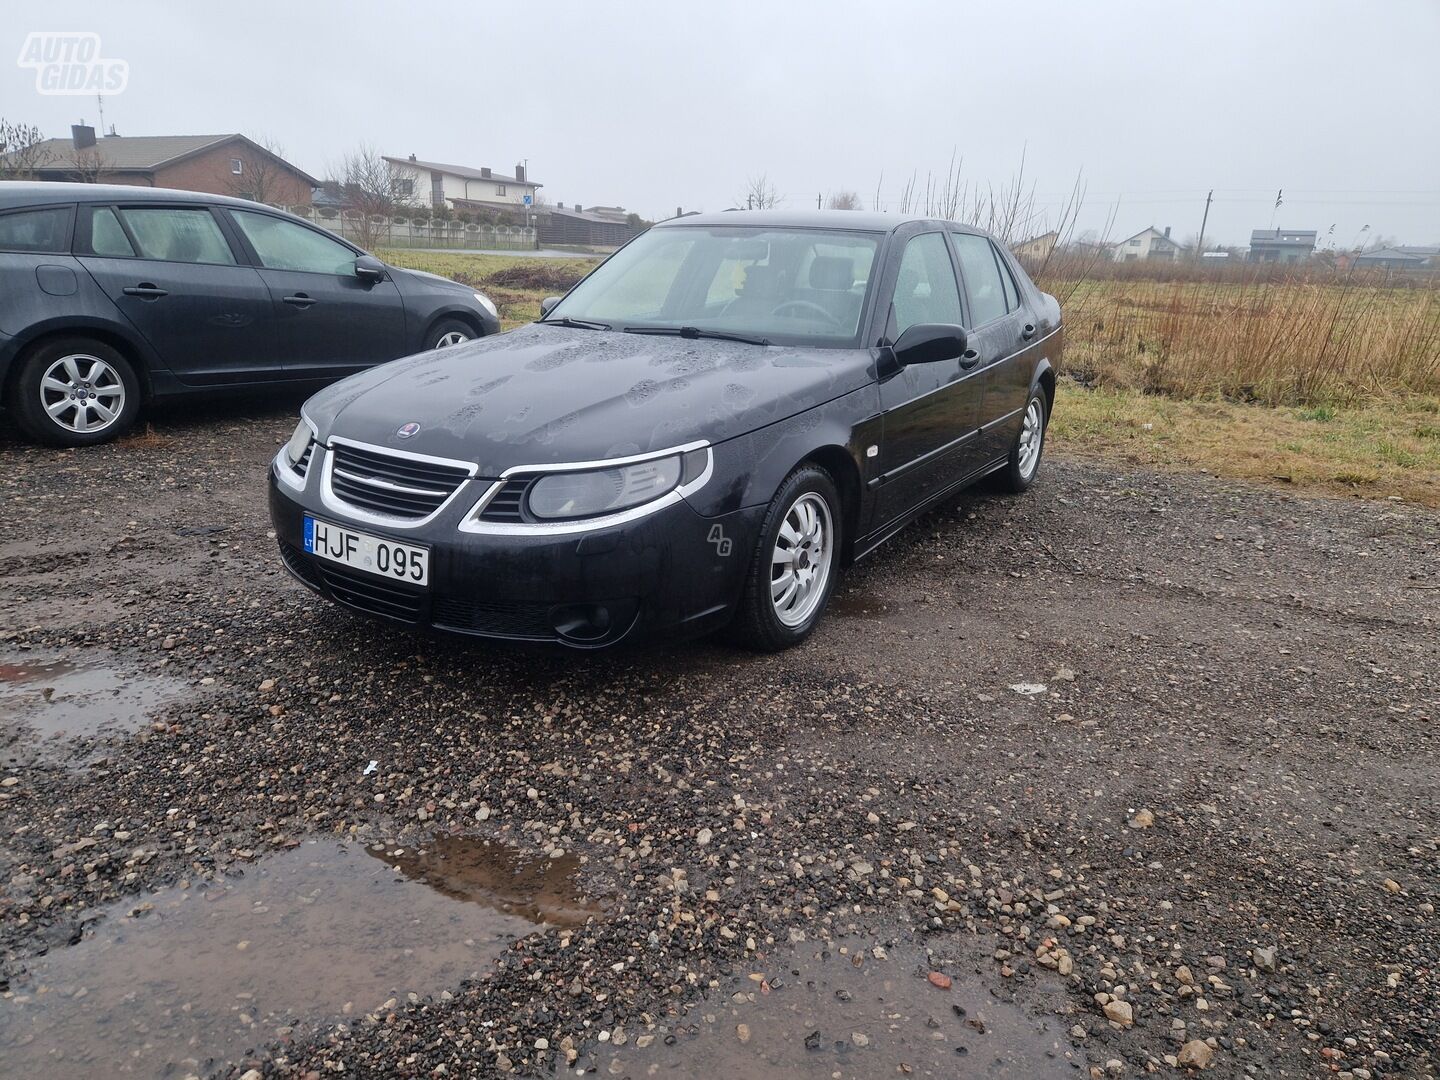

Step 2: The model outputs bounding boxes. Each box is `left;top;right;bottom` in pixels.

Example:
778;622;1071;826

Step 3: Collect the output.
354;255;387;284
539;296;562;318
891;322;968;366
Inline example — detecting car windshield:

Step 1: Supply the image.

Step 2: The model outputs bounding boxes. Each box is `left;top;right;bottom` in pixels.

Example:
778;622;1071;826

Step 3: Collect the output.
547;225;881;346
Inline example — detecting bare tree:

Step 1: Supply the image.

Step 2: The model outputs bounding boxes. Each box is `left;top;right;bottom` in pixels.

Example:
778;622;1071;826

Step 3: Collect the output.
0;119;55;179
826;191;861;210
327;143;418;250
738;174;781;210
227;135;292;206
70;144;108;183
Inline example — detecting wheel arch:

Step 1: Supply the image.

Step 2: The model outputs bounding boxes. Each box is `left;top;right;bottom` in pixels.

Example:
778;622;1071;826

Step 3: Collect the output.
422;308;485;347
798;443;863;565
4;324;155;407
1032;357;1056;416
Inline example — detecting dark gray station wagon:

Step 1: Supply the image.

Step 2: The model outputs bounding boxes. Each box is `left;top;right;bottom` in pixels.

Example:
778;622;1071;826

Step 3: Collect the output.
0;183;499;446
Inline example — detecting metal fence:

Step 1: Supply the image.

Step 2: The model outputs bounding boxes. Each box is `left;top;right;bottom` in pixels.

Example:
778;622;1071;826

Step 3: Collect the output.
282;205;538;251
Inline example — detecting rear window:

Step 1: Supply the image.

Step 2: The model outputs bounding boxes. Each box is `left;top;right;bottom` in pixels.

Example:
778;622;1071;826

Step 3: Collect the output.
0;206;72;253
117;207;236;265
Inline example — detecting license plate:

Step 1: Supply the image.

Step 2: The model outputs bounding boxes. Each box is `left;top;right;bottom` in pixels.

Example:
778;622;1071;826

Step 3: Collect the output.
303;516;429;586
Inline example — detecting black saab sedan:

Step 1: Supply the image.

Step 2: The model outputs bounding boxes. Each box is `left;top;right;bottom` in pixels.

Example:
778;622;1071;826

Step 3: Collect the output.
269;210;1061;650
0;183;499;447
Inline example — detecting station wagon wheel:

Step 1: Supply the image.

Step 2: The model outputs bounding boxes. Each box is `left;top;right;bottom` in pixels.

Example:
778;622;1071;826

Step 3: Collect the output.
996;387;1049;493
10;336;141;448
729;464;844;651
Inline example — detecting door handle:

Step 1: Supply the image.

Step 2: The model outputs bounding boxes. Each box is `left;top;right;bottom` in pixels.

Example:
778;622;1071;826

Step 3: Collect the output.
122;284;168;300
283;293;318;307
1020;323;1037;340
959;348;981;370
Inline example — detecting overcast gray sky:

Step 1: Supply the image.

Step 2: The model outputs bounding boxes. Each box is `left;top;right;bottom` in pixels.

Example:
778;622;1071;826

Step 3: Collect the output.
5;0;1438;247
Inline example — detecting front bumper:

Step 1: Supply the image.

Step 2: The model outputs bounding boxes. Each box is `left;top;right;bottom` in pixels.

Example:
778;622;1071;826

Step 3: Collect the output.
267;451;761;648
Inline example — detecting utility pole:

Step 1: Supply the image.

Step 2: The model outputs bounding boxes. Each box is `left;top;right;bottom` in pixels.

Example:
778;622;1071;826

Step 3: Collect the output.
747;194;753;210
1195;189;1213;259
817;192;822;210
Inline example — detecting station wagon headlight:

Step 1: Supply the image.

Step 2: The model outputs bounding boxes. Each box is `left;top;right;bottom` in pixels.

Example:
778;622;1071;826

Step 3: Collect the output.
473;291;499;320
528;455;684;520
283;417;315;467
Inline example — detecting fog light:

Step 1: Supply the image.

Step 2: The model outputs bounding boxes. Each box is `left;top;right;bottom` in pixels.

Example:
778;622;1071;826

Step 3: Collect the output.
550;600;637;644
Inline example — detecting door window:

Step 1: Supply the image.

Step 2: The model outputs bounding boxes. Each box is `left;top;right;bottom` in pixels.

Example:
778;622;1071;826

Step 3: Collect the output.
891;232;963;335
230;211;357;274
118;208;237;265
951;233;1007;327
83;206;136;257
0;207;72;253
995;244;1021;311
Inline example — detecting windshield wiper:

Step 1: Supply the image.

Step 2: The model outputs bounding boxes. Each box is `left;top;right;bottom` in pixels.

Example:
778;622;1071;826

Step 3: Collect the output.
541;316;611;331
624;325;771;346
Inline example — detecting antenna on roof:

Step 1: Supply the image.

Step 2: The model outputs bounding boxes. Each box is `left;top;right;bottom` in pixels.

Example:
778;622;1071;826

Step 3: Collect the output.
96;93;105;135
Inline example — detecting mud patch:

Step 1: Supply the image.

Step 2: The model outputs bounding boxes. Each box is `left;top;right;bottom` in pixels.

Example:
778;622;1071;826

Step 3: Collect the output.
599;933;1080;1078
0;653;184;766
0;836;603;1078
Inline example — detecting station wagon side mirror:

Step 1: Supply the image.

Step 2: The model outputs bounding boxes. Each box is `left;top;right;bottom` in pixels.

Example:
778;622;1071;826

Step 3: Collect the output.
354;255;387;284
539;296;562;318
891;322;968;367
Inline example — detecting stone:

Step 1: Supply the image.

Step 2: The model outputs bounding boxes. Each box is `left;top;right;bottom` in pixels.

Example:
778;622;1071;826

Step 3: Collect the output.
1102;999;1134;1026
1128;809;1155;828
1177;1040;1214;1069
928;971;953;989
1252;945;1277;972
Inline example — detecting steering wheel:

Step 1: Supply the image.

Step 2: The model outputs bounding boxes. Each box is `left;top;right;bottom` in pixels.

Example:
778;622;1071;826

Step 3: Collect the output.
769;300;841;328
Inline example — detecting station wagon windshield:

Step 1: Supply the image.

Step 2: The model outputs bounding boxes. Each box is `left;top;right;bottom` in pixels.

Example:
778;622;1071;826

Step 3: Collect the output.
546;226;881;346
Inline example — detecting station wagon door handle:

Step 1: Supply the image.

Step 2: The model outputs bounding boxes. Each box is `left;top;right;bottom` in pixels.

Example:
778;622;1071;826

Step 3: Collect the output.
283;293;318;308
1020;323;1037;340
122;284;168;300
959;349;981;370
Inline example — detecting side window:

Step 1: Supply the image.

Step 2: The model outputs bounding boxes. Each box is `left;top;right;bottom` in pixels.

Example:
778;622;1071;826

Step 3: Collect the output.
84;206;136;257
994;244;1021;312
891;232;963;336
951;233;1007;327
118;208;236;265
230;211;357;275
0;207;72;253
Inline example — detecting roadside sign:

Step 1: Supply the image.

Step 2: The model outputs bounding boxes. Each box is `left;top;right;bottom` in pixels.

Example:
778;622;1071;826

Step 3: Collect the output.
522;195;532;206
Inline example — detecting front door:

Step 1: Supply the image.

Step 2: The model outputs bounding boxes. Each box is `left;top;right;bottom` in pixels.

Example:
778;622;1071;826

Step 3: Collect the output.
76;204;277;386
874;231;986;526
224;209;408;379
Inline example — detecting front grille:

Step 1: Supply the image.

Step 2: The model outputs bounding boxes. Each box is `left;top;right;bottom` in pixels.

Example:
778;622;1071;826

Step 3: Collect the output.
315;562;424;623
278;541;322;589
478;479;530;522
432;596;555;639
328;442;471;521
290;443;314;483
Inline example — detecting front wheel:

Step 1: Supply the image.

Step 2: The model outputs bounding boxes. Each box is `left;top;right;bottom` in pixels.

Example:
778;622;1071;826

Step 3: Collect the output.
728;465;843;651
425;318;477;350
995;389;1048;493
10;337;141;447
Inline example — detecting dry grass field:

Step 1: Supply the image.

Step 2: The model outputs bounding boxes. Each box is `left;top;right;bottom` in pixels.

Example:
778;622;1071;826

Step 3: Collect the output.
380;249;1440;506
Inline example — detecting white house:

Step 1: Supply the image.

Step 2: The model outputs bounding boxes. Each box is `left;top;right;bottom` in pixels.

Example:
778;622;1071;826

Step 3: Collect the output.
1113;225;1185;262
384;154;542;212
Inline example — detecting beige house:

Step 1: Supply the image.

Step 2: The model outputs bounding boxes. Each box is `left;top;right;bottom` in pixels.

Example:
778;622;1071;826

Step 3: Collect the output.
1013;230;1059;261
384;154;542;212
1113;225;1185;261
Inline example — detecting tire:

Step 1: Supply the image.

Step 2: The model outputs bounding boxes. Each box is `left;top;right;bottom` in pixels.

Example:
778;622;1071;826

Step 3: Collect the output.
9;337;141;447
425;318;477;350
994;388;1048;494
728;464;843;651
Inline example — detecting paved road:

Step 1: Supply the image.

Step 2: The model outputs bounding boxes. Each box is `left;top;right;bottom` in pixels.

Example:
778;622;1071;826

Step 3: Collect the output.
0;403;1435;1079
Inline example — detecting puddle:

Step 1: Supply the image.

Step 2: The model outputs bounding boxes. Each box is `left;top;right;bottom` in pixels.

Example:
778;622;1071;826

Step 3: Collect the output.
597;934;1081;1078
828;586;889;620
0;653;184;766
0;836;603;1078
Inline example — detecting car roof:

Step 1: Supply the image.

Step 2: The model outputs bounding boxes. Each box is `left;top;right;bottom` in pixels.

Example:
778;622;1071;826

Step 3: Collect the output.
0;181;276;212
655;207;991;237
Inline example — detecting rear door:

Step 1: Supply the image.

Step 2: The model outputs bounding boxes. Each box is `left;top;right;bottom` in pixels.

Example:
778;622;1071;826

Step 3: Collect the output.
874;230;985;525
950;232;1036;463
76;203;277;386
223;209;407;380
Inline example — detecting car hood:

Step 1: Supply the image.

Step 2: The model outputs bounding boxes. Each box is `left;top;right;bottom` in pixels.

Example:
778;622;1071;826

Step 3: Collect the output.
390;266;471;292
304;324;876;475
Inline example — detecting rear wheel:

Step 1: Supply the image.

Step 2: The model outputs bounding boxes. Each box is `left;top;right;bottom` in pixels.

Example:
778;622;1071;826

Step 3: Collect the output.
425;318;476;350
729;464;842;651
994;389;1048;493
10;337;141;447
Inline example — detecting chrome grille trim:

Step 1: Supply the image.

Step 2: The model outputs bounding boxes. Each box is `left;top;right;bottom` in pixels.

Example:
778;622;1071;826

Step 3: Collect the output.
320;436;479;529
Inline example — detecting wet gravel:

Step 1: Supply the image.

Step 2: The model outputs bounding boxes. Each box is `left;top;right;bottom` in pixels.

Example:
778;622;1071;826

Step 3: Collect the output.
1;401;1437;1079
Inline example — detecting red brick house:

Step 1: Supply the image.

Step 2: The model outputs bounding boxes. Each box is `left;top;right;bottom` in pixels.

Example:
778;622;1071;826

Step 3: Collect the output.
4;127;318;206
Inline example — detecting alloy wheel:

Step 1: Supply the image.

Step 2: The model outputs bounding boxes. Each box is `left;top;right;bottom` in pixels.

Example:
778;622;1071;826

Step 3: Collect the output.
770;491;834;628
434;330;471;348
1018;397;1044;480
39;354;127;435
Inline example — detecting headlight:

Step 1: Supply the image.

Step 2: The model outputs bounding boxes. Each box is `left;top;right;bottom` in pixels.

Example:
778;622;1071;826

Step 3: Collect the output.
283;418;314;467
528;455;683;520
473;291;499;320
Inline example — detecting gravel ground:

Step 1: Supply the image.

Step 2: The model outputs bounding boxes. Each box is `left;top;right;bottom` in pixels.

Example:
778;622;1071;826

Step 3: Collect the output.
1;400;1436;1080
